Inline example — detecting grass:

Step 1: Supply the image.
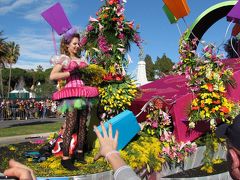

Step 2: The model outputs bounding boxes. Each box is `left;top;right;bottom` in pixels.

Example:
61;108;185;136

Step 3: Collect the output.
0;121;62;137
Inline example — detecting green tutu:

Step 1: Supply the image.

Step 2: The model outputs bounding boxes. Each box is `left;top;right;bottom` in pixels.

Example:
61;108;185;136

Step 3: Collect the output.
57;97;99;114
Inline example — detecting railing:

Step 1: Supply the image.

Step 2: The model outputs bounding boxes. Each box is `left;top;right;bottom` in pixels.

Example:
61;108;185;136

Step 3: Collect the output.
0;107;58;120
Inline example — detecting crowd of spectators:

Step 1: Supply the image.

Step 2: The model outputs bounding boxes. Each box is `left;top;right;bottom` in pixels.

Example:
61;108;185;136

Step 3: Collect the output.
0;99;59;120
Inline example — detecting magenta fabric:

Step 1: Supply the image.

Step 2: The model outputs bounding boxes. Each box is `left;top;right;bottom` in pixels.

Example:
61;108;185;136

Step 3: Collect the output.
129;58;240;142
227;0;240;23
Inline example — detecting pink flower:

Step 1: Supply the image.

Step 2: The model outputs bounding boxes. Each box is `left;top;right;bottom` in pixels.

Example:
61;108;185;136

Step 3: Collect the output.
98;35;111;53
151;121;158;128
117;47;126;54
118;33;125;39
133;33;142;47
87;24;94;31
116;4;124;16
89;16;99;22
79;36;87;47
162;146;170;154
98;23;104;31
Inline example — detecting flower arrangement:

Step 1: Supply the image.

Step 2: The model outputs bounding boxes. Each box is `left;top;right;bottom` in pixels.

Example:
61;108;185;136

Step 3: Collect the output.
79;64;107;86
98;77;138;119
81;0;142;73
79;0;142;119
174;35;240;173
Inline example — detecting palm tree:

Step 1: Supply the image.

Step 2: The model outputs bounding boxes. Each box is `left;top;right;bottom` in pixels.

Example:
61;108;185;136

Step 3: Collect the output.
6;41;20;98
0;31;7;97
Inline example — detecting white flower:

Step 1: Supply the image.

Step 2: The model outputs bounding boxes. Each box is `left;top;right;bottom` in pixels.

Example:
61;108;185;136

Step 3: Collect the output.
189;122;195;129
210;119;215;126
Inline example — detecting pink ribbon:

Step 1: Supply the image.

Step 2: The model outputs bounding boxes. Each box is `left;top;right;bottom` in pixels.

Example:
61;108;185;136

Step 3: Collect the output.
52;28;58;55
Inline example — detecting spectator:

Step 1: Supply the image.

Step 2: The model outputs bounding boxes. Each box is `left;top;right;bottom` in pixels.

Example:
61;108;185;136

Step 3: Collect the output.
216;114;240;180
2;159;36;180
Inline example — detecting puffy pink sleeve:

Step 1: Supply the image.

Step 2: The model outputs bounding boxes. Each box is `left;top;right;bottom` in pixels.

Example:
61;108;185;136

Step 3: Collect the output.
50;55;70;68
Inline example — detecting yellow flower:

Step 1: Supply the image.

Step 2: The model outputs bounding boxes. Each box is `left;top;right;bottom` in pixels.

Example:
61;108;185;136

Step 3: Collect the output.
201;165;214;173
201;84;208;90
200;110;205;119
205;98;212;104
9;146;16;151
192;98;198;106
212;92;220;99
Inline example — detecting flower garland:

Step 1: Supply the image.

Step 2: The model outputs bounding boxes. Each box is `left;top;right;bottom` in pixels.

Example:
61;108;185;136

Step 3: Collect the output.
174;35;240;173
141;97;197;168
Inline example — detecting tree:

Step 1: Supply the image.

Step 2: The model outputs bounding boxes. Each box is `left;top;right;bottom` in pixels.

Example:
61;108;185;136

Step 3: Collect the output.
0;31;7;97
5;41;20;98
224;37;240;58
144;54;155;81
154;54;174;77
36;65;44;72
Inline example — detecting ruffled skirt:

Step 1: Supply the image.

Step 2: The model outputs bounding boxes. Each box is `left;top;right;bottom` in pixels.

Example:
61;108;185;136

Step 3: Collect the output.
52;86;99;113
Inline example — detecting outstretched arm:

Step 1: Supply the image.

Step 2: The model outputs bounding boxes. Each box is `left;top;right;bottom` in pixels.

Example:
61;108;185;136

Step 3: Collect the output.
94;122;140;180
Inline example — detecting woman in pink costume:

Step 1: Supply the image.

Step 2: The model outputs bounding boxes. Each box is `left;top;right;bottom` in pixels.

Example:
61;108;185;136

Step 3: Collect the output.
50;31;98;170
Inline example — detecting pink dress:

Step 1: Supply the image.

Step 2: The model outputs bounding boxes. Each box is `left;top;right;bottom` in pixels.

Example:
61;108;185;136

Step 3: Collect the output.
50;55;98;111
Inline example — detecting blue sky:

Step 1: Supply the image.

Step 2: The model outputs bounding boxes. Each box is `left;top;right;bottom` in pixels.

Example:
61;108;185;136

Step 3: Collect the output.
0;0;235;74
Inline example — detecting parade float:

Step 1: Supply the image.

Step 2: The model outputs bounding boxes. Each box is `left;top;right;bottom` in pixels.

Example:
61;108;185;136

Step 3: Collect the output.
1;0;240;179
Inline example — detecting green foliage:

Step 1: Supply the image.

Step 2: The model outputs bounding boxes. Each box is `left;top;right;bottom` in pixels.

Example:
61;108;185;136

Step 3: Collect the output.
0;67;55;98
144;54;155;81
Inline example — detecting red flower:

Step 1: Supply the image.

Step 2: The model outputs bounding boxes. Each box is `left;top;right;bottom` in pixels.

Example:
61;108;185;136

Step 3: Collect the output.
207;83;213;92
153;99;163;109
115;75;123;81
212;100;220;104
219;106;229;113
109;0;114;5
191;106;199;110
103;73;113;81
112;17;119;21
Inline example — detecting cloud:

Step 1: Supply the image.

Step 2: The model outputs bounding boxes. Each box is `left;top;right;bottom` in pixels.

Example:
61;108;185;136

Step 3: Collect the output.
23;1;78;22
0;0;33;15
9;28;57;70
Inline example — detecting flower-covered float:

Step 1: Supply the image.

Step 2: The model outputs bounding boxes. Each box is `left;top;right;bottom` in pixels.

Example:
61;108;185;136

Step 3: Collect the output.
2;0;240;179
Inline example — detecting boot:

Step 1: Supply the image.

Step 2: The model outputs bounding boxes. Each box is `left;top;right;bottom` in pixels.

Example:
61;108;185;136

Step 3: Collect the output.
61;158;77;170
74;152;87;164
